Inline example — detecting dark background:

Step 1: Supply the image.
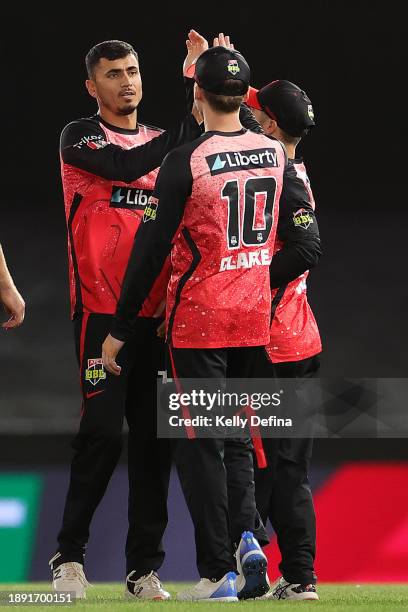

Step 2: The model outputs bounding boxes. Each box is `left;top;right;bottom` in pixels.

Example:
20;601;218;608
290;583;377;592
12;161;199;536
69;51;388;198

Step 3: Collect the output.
0;2;406;444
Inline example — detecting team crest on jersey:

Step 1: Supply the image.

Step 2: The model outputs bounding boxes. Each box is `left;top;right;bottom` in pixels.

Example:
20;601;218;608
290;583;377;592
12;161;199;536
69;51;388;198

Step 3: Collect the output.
143;196;158;222
227;60;240;76
293;208;314;229
85;358;106;386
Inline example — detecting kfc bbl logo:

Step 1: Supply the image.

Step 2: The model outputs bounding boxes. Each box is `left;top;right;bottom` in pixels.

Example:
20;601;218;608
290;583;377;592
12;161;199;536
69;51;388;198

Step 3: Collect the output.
227;60;240;75
143;196;159;222
85;358;106;386
293;208;314;230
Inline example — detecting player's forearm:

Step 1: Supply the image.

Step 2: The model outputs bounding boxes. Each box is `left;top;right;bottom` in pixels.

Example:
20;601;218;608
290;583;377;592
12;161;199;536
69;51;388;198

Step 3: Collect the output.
110;239;173;341
184;77;195;113
239;104;263;133
61;115;201;183
0;245;15;290
269;238;322;288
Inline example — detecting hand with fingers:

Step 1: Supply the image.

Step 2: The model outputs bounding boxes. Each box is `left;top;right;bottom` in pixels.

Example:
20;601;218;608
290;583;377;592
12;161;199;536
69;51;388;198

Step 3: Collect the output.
102;334;124;376
1;284;25;330
183;29;209;76
156;319;166;339
213;32;235;50
184;30;235;79
0;244;25;330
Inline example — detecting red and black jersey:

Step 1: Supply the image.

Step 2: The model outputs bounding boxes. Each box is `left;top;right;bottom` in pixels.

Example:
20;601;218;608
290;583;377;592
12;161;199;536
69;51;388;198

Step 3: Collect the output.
267;159;322;363
111;129;321;349
60;113;201;318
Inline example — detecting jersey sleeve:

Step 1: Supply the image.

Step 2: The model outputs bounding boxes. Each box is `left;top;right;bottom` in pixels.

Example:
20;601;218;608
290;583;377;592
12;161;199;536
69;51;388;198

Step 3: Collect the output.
269;161;321;288
184;76;195;112
239;103;264;134
110;146;194;341
60;115;201;183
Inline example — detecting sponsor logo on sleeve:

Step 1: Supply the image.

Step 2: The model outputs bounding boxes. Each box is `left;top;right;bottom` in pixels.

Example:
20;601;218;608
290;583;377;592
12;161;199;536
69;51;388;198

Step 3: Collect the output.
73;135;109;150
143;196;159;222
110;187;153;210
85;358;106;386
206;148;279;176
293;208;314;229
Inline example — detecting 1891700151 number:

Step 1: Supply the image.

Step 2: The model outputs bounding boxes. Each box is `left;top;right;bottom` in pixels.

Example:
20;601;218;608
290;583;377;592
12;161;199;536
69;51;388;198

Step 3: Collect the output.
1;591;75;605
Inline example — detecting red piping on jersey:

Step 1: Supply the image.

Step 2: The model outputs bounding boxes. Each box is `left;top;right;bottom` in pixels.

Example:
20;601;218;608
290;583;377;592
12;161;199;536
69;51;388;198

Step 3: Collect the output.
168;346;196;440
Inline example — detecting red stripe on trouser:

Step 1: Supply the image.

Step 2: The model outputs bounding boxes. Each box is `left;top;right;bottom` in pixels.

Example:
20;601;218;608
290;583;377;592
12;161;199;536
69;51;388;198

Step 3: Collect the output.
168;346;196;440
236;405;267;468
79;312;90;418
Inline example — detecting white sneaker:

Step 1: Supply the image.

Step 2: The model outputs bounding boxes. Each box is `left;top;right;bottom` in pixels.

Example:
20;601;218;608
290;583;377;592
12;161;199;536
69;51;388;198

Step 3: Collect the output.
261;576;319;600
125;570;170;600
49;554;90;599
177;571;238;602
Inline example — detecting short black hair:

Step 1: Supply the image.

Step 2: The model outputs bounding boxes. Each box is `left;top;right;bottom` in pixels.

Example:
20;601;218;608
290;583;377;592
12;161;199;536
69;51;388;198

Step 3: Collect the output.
85;40;138;78
203;80;244;113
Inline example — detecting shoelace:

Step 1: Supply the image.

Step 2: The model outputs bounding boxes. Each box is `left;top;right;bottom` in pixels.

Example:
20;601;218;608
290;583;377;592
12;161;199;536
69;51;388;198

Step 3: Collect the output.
142;571;163;590
128;570;163;590
60;563;91;587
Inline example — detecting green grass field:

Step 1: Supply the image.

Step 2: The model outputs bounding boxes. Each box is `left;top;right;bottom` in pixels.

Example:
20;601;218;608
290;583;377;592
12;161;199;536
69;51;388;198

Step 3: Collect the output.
0;584;407;611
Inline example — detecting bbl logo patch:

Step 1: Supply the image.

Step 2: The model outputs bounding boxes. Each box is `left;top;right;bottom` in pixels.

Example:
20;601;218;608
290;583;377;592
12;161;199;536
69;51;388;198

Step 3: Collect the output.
85;358;106;386
293;208;314;230
143;196;159;222
227;59;240;75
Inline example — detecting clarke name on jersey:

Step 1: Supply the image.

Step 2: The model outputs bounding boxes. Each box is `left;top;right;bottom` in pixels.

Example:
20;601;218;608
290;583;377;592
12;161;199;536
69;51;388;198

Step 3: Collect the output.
219;248;271;272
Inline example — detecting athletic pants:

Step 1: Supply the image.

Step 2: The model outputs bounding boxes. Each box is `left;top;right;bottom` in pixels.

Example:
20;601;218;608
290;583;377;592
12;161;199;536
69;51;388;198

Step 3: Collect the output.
168;345;268;580
56;314;171;577
254;353;320;584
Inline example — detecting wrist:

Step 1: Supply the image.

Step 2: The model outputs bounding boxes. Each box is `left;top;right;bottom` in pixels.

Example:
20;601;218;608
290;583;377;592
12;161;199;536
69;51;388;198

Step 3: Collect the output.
0;278;15;292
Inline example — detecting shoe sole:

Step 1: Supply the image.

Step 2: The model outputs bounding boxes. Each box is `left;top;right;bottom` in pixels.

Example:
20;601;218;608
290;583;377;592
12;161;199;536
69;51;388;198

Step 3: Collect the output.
238;554;269;600
282;593;319;601
124;590;170;601
177;596;238;602
53;586;86;599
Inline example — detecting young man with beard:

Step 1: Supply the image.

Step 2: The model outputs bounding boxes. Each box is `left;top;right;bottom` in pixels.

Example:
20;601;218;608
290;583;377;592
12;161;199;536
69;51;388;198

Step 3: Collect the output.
50;39;202;600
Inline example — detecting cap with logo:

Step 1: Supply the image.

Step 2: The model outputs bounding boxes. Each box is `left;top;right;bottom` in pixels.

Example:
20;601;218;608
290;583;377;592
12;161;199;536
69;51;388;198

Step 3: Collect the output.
247;80;315;137
195;46;250;96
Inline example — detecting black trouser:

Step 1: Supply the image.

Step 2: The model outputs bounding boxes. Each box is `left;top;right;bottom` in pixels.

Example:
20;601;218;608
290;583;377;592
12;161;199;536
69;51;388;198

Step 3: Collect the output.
254;353;320;585
168;345;268;580
56;314;171;577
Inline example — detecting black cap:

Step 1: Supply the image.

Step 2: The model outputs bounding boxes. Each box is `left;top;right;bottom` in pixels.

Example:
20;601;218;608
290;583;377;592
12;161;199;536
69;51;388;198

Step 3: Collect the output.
247;80;315;137
195;47;250;96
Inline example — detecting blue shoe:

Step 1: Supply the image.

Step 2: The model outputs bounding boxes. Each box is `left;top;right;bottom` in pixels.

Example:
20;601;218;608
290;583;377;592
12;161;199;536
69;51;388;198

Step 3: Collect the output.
177;571;238;602
235;531;269;599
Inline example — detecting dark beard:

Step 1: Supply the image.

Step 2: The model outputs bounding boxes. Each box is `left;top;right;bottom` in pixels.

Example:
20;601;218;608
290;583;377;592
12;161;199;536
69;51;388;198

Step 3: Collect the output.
118;103;137;116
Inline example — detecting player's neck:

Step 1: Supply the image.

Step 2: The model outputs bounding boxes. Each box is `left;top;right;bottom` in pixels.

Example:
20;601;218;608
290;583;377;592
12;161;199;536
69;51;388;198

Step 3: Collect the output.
284;143;296;159
98;108;138;130
203;109;242;133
